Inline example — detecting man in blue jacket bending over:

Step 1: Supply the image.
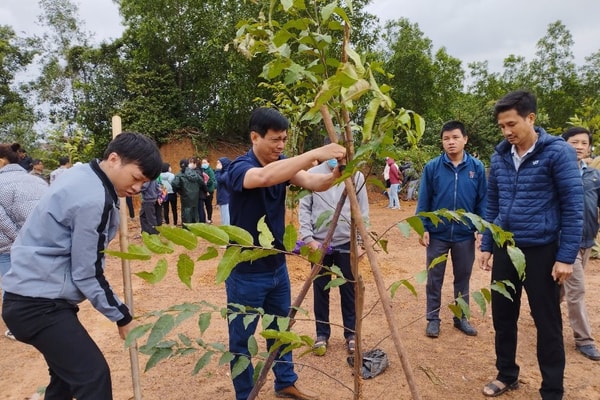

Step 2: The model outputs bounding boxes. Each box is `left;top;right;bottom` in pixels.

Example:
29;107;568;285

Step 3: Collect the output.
416;120;487;339
479;90;583;399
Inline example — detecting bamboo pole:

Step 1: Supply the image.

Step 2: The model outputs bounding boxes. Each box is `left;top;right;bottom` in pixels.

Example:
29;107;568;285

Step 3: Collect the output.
112;116;143;400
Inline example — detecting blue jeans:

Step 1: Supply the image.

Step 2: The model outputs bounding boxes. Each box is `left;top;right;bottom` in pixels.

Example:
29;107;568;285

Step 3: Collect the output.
388;183;400;208
220;204;230;226
0;253;10;276
225;265;297;399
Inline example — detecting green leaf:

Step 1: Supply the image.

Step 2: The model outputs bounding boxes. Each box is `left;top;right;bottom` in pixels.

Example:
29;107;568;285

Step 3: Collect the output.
415;269;428;284
448;303;462;319
315;210;333;230
324;277;346;290
307;247;324;264
248;335;259;356
177;253;195;289
341;78;370;103
472;291;487;317
125;323;152;348
218;351;235;366
416;211;443;227
378;238;388;253
178;333;192;347
262;314;275;330
396;221;412;238
134;258;168;284
215;246;242;284
428;254;447;270
198;312;212;335
455;295;470;319
143;234;175;254
253;360;265;383
283;224;297;252
480;287;492;303
390;279;417;298
321;2;336;22
197;246;219;261
231;356;251;380
238;248;279;263
280;0;294;11
156;225;198;250
209;342;227;353
344;44;365;76
174;308;197;326
105;243;151;261
277;316;290;332
490;281;513;301
507;245;526;280
192;351;214;375
243;314;259;329
146;314;175;348
405;216;425;237
257;216;275;248
220;225;254;246
144;348;172;371
362;98;380;141
186;223;230;246
272;29;294;47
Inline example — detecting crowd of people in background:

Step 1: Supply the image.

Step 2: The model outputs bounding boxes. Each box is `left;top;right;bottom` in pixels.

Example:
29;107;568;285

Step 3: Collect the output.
2;91;600;400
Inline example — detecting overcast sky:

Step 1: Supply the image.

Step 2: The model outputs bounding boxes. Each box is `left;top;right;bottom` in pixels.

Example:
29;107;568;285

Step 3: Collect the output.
1;0;599;74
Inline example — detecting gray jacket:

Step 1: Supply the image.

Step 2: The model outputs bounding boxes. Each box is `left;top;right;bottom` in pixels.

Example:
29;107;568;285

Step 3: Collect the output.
0;164;48;253
298;162;369;248
2;160;132;325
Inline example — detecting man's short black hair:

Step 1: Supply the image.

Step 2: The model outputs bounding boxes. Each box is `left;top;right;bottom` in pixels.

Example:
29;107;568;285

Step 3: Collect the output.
103;132;162;180
562;126;591;143
58;156;70;166
248;107;289;137
0;143;20;163
494;90;537;120
440;120;467;138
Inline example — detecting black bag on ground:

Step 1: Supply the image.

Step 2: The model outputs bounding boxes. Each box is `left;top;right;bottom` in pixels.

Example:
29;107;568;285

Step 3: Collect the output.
346;348;389;379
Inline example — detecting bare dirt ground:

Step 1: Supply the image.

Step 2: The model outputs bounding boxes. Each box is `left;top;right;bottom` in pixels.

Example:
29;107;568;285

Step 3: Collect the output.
2;195;600;400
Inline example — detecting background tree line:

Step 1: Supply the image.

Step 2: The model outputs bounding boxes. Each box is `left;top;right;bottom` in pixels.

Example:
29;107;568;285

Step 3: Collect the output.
1;0;599;169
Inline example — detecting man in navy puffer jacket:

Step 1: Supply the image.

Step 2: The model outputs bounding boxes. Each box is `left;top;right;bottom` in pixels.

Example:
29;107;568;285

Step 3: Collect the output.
480;91;583;400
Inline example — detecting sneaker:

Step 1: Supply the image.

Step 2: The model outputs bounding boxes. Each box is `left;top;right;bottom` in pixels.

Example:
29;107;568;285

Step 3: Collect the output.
453;318;478;336
576;344;600;361
4;330;16;340
426;320;440;338
346;336;356;355
275;383;318;400
312;336;328;356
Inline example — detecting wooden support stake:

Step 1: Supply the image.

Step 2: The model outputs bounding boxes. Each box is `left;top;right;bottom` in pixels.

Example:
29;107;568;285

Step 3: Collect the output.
112;116;143;400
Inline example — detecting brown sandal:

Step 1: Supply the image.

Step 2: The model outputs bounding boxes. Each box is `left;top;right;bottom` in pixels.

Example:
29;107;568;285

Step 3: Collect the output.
482;379;519;397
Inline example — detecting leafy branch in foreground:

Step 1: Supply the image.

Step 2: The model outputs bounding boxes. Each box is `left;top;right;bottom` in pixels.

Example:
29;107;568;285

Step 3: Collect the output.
107;207;525;376
389;209;523;319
